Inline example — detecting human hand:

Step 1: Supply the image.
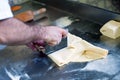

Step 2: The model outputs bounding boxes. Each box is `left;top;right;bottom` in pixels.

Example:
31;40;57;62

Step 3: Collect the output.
35;26;67;45
27;26;67;50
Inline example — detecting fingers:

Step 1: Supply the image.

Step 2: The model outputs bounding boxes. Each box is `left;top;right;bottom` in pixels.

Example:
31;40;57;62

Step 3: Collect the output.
27;42;36;50
33;40;45;47
45;33;62;46
27;40;45;50
61;29;68;38
54;26;68;38
47;41;59;46
44;26;68;46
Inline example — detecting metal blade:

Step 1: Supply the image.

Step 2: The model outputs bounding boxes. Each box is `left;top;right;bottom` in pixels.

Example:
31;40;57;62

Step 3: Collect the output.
45;37;67;55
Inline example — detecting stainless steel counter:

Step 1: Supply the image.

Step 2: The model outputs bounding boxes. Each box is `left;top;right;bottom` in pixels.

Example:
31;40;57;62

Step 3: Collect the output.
0;1;120;80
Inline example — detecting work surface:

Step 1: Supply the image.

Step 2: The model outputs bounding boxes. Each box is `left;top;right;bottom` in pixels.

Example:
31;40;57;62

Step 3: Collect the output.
0;2;120;80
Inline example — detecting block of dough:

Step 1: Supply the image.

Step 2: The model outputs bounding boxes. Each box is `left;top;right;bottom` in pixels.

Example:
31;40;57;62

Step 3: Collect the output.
48;33;108;66
100;20;120;39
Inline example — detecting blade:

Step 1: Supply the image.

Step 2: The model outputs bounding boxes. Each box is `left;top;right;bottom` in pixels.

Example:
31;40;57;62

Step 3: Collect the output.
44;16;72;55
45;37;67;55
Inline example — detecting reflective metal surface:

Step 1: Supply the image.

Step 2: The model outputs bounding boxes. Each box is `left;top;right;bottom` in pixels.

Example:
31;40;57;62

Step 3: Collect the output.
34;0;120;25
0;1;120;80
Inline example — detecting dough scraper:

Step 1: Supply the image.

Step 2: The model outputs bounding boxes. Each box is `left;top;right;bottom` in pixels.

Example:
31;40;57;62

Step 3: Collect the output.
34;16;75;55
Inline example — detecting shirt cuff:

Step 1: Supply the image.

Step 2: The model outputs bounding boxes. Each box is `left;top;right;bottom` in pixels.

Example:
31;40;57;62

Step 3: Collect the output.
0;0;13;20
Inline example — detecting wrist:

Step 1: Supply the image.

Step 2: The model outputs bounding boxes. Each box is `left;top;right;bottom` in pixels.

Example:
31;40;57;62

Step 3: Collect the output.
31;26;46;41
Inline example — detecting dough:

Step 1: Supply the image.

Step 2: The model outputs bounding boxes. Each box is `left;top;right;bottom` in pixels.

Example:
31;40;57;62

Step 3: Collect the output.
48;33;108;66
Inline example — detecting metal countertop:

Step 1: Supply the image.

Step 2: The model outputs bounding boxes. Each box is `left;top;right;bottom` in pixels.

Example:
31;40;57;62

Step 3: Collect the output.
0;1;120;80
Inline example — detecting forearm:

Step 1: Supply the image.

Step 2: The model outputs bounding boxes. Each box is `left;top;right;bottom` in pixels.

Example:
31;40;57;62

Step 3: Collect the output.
0;18;36;45
0;17;67;46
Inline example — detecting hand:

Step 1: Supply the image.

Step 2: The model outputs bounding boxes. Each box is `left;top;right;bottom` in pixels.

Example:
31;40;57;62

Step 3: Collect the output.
27;26;67;50
34;26;67;45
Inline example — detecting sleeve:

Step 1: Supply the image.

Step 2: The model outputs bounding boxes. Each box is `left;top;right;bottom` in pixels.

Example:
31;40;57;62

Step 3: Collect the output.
0;0;13;20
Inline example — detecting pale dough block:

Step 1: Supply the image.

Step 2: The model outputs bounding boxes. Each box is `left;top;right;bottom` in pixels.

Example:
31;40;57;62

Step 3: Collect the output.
48;33;108;66
100;20;120;39
48;43;85;66
70;40;108;62
67;33;82;46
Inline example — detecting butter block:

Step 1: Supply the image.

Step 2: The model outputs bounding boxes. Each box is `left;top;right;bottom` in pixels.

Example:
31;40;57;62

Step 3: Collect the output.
100;20;120;39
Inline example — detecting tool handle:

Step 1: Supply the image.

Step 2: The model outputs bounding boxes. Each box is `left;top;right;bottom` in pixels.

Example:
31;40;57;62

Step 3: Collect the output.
15;8;46;22
33;8;46;16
